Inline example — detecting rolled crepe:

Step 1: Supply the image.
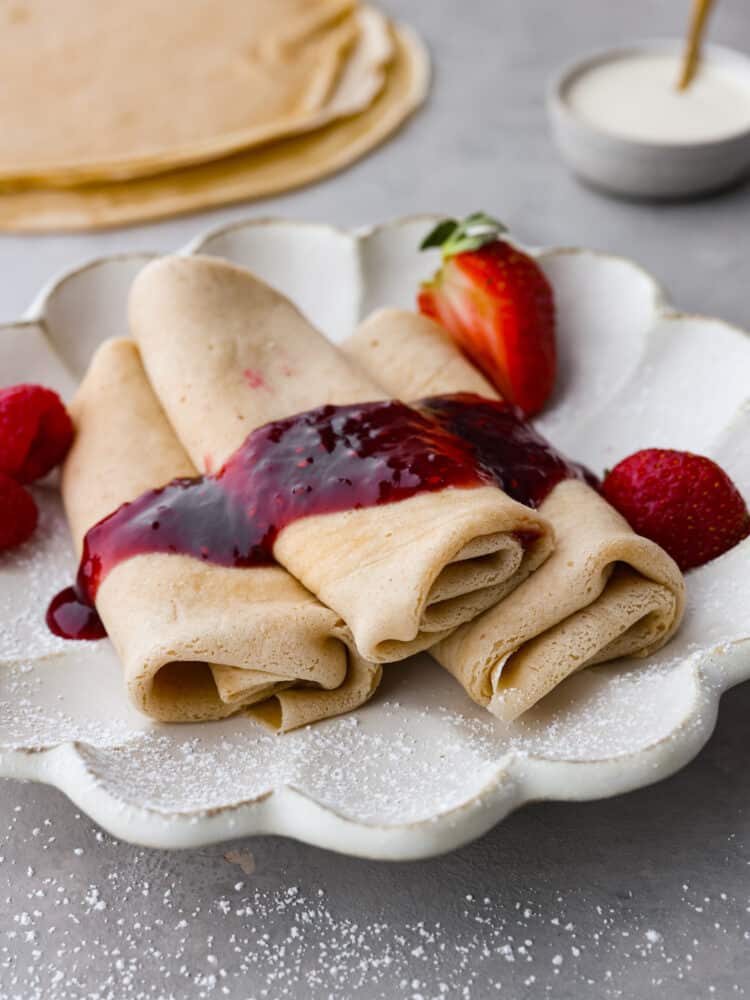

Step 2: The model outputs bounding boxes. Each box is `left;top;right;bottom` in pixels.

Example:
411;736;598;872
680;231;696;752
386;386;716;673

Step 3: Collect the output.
130;256;554;663
344;308;686;718
61;338;380;731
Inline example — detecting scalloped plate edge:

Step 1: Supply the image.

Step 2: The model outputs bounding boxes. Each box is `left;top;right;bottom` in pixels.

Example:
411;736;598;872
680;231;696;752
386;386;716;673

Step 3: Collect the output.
0;650;723;859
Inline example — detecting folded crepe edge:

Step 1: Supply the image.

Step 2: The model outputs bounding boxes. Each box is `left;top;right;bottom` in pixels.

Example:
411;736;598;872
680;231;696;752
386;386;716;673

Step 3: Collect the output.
97;543;384;734
273;484;556;665
344;308;688;718
248;647;383;732
431;491;687;714
487;567;681;721
65;337;381;732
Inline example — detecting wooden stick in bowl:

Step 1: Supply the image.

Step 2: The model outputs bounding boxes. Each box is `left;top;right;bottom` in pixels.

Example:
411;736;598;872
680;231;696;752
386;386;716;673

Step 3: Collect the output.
678;0;717;90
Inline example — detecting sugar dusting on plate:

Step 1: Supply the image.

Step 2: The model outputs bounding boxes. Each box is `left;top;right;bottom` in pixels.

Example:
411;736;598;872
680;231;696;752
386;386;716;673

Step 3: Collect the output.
0;486;718;829
0;488;75;663
0;795;748;999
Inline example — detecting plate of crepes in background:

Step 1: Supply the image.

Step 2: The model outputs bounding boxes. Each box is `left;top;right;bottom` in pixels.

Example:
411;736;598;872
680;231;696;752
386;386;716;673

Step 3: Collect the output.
0;1;428;232
0;214;748;859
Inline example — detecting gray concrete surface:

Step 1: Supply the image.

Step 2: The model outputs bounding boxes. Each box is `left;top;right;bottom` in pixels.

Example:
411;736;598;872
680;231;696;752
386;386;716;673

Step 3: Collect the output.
2;1;750;996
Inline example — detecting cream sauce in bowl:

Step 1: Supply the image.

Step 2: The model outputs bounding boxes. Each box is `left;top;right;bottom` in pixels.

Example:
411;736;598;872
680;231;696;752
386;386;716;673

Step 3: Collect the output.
565;51;750;145
548;41;750;198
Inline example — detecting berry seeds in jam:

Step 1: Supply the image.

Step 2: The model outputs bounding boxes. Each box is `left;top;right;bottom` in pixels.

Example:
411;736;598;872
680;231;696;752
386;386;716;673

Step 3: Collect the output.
418;393;598;508
47;400;493;639
47;393;596;641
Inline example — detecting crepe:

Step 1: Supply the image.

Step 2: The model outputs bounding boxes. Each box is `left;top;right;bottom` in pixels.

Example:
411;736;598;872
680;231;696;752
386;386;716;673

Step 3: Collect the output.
0;21;429;234
130;256;555;664
0;1;392;186
344;308;686;718
61;338;381;731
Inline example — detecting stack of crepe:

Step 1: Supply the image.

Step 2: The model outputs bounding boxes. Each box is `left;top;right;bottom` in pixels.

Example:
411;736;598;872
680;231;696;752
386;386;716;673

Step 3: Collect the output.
0;0;428;232
60;256;555;729
59;256;685;731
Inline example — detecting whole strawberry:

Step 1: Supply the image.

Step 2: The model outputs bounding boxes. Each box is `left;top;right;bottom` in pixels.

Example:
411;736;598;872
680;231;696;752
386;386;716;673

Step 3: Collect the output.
418;212;556;417
602;448;750;571
0;472;38;552
0;383;73;484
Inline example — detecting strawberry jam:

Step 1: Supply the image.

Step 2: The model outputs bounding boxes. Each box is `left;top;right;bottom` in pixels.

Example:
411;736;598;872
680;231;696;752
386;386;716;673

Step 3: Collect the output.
47;400;493;639
47;394;595;642
418;393;597;508
46;587;107;641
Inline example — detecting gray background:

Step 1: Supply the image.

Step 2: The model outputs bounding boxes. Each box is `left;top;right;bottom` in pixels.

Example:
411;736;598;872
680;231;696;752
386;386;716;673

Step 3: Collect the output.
1;1;750;997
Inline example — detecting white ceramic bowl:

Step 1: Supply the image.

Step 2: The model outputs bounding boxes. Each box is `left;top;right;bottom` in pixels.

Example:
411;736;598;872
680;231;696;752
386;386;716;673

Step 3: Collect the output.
547;40;750;199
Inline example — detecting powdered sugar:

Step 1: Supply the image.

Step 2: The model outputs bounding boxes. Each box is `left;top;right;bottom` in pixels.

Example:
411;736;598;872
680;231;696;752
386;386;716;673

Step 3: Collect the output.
0;536;728;840
0;649;711;831
0;453;743;853
0;790;748;1000
0;488;74;662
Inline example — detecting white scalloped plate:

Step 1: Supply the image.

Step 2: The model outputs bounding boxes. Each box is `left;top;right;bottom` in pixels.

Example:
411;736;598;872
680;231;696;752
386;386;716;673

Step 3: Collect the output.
1;216;748;860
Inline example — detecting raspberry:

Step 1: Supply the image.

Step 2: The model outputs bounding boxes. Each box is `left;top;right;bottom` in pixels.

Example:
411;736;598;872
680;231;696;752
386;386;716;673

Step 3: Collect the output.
0;473;38;551
0;384;74;484
602;448;750;571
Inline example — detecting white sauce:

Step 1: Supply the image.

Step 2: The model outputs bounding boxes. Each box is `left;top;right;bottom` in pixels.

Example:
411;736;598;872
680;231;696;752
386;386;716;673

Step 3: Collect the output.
566;52;750;144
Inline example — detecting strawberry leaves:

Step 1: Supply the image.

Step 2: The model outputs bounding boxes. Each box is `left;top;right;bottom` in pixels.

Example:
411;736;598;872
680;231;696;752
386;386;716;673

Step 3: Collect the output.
420;212;508;259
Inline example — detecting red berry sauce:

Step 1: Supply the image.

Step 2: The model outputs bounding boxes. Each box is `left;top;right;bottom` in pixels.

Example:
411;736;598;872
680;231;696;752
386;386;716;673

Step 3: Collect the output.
47;394;592;642
418;393;597;508
46;587;107;641
47;400;493;640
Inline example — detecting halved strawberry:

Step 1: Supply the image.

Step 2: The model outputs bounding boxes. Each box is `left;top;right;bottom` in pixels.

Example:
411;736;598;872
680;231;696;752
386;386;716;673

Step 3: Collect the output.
418;213;556;417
